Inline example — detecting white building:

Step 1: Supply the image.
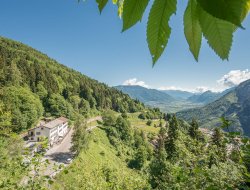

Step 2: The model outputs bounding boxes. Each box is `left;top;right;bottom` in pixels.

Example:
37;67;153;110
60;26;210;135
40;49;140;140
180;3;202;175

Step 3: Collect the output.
28;117;68;146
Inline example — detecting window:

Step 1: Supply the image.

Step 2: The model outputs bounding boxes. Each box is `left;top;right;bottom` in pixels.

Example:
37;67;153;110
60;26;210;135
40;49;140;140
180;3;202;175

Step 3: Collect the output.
36;132;41;135
41;127;44;130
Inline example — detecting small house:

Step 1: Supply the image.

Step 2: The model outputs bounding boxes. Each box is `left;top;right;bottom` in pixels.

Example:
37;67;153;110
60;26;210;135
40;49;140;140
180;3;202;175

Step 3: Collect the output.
28;117;69;146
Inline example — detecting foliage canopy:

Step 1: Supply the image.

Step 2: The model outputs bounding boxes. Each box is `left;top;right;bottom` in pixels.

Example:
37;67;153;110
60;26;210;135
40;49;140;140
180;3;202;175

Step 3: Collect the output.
92;0;250;64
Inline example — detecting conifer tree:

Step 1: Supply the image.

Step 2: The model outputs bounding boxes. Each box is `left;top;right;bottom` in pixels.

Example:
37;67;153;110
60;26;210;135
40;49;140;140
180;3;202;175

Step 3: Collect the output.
211;127;227;161
189;118;199;140
158;123;167;151
149;149;168;189
165;115;179;160
212;127;224;148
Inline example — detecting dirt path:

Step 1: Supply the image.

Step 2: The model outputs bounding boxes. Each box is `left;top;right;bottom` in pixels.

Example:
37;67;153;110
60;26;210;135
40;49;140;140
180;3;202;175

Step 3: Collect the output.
87;116;102;124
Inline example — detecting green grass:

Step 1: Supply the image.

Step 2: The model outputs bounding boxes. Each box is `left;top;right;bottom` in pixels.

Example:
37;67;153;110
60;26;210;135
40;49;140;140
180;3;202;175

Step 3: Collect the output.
52;128;150;190
87;120;98;127
127;112;164;134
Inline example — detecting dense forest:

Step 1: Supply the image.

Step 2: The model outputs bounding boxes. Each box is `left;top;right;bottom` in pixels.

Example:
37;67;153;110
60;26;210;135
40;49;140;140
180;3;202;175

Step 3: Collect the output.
0;37;163;133
51;112;250;189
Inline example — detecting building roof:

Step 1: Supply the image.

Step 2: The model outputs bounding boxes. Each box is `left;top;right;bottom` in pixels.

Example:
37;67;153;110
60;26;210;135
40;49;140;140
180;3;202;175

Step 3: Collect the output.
43;117;68;129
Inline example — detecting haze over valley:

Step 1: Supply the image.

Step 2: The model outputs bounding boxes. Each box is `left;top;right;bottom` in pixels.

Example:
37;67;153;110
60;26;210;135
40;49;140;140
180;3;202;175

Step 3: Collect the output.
115;85;234;113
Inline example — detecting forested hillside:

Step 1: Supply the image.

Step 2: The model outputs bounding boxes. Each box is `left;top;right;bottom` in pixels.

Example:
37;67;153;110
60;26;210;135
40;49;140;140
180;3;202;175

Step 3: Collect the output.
0;37;153;133
187;88;233;104
1;37;250;190
177;80;250;136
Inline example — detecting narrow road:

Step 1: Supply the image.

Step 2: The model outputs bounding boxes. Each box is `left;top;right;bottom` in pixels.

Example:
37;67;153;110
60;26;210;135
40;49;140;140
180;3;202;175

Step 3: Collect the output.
43;116;102;177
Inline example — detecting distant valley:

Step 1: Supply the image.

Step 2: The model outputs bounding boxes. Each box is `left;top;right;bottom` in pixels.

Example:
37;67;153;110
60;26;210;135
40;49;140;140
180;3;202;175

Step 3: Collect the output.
115;84;250;136
115;85;232;113
177;80;250;136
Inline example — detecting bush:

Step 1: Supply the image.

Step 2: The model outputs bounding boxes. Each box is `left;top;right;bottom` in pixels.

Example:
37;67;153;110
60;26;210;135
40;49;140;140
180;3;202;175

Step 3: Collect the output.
146;120;152;126
121;112;128;118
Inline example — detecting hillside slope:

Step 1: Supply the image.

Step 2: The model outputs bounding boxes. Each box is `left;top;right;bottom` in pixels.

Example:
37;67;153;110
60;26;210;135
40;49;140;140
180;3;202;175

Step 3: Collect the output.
0;37;145;132
52;128;150;189
187;88;233;104
177;80;250;136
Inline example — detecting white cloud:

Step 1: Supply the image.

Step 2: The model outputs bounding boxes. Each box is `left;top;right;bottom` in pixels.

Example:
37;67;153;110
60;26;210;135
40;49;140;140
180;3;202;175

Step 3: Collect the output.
123;78;149;88
122;70;250;93
217;69;250;88
158;86;185;91
158;86;213;93
194;86;211;93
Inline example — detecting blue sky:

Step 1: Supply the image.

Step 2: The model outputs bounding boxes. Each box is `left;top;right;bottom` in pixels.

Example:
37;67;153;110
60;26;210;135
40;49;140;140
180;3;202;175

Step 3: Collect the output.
0;0;250;92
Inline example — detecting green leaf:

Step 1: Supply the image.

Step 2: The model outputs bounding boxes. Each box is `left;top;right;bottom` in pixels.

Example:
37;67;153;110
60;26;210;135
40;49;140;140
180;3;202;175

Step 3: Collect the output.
122;0;150;32
197;0;250;27
199;7;235;60
184;0;202;61
147;0;177;65
118;0;124;18
96;0;109;13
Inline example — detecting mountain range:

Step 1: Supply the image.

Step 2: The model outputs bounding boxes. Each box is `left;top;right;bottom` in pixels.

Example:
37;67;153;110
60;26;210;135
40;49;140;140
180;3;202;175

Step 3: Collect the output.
115;85;175;103
177;80;250;136
115;85;201;113
115;85;233;113
187;88;234;104
160;90;194;100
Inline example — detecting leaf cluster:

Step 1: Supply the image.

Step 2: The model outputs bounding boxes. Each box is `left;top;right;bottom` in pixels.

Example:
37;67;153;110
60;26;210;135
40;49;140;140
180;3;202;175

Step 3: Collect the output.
91;0;250;64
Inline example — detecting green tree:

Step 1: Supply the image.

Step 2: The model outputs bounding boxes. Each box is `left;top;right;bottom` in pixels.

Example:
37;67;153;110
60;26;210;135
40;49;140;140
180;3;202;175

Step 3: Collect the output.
0;86;44;132
149;150;168;189
79;98;90;116
128;145;148;170
146;120;152;126
115;116;132;142
36;81;48;100
211;127;224;148
5;61;22;86
211;127;227;162
220;117;233;132
0;135;26;189
69;95;81;110
189;118;199;140
71;119;91;155
158;123;167;150
48;93;74;119
165;115;179;160
121;112;128;118
102;110;117;126
0;101;12;135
